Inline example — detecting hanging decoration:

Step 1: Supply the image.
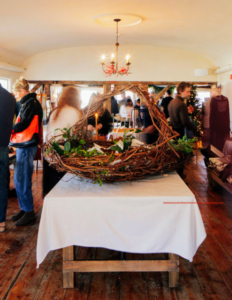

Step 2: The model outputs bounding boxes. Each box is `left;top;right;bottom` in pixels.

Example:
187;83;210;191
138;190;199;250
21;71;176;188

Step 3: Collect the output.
101;19;131;77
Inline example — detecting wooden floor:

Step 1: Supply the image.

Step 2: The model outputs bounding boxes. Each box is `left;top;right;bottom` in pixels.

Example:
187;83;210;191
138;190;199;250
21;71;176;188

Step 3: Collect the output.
1;153;232;300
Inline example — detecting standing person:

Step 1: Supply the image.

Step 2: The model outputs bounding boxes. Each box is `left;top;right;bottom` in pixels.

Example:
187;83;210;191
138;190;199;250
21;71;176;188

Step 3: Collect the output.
10;78;43;226
119;98;133;118
87;95;112;136
168;82;196;139
111;96;119;115
0;84;16;233
134;99;140;109
44;86;82;196
161;90;173;119
118;92;127;109
47;86;82;139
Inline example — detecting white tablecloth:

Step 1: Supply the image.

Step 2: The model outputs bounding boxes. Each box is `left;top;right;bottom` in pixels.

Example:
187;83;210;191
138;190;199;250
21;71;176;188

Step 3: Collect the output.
37;172;206;267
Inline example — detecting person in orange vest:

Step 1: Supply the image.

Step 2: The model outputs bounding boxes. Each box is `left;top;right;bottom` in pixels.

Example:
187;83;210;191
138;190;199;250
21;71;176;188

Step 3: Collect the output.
10;77;43;226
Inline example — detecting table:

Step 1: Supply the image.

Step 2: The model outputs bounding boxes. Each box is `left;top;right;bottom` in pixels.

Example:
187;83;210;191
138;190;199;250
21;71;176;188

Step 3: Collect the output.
37;172;206;288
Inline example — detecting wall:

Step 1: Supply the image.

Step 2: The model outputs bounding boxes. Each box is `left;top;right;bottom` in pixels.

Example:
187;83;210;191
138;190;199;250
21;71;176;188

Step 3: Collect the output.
0;69;22;92
220;71;232;131
22;45;217;82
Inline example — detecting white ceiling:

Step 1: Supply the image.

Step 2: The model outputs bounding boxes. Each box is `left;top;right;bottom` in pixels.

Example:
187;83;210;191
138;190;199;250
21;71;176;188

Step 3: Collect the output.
0;0;232;67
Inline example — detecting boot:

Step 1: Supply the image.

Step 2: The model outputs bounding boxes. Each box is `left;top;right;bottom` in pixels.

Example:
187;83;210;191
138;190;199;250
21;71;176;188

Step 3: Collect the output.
15;211;36;226
11;210;25;222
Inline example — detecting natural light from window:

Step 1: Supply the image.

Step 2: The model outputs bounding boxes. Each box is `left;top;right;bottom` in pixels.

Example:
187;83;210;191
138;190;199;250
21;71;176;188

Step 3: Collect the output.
197;91;211;103
0;78;9;91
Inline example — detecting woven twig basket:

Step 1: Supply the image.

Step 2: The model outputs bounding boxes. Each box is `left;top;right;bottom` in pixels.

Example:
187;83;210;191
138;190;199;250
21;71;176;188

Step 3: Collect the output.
44;84;189;183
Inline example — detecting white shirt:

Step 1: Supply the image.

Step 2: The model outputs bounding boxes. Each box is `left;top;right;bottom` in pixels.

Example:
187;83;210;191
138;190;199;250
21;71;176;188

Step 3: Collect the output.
47;105;82;140
119;105;133;118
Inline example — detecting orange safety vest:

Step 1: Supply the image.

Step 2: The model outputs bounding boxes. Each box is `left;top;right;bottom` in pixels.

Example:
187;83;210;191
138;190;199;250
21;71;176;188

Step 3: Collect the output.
10;115;39;144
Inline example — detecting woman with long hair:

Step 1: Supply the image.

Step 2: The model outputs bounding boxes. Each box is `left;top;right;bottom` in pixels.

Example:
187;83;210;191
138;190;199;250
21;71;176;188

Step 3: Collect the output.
47;86;82;140
44;86;82;197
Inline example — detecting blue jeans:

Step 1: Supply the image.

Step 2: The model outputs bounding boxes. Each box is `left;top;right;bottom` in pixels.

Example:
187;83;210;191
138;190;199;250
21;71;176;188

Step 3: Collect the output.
14;146;38;212
0;147;9;222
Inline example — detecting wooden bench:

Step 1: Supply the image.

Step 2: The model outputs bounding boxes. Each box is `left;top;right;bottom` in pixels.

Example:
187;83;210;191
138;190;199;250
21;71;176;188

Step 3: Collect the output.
207;145;232;194
207;168;232;194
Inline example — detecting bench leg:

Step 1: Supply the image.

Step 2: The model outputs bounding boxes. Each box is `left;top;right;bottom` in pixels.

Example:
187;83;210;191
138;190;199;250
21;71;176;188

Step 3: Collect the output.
168;253;179;288
63;246;74;288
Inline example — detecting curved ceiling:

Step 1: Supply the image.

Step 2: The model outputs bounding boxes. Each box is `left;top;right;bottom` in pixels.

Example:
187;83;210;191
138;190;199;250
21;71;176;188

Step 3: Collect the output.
0;0;231;67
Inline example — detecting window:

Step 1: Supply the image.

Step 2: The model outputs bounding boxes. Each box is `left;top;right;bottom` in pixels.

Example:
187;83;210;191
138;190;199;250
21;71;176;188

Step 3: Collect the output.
50;85;104;109
80;88;103;108
197;91;211;103
0;77;10;91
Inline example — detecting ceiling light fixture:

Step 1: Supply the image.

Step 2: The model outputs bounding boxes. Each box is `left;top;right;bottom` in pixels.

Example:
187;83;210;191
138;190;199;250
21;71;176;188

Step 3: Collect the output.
101;19;131;77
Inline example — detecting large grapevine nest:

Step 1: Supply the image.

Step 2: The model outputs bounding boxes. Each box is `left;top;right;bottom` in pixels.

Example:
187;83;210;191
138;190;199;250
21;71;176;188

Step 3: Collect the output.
43;84;190;184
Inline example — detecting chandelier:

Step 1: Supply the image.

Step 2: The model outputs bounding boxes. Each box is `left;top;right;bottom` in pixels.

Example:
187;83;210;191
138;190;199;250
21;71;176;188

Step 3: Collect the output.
101;19;131;77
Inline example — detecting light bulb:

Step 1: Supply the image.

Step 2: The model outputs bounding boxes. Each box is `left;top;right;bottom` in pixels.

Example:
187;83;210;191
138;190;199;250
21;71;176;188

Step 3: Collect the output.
126;54;130;63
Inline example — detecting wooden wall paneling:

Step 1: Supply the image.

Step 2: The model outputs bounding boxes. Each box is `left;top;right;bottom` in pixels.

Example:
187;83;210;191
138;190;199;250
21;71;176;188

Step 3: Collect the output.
28;80;217;86
103;83;111;113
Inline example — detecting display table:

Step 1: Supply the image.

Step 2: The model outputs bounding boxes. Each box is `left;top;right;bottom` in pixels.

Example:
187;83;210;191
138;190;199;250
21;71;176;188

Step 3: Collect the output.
37;172;206;288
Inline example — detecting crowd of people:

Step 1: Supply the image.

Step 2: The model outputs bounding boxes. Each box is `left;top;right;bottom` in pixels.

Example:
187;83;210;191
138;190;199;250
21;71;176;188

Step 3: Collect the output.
1;78;230;233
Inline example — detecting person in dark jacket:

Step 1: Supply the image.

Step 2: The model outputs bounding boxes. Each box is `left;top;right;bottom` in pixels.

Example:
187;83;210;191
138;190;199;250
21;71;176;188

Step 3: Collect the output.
0;84;16;232
161;90;173;119
11;77;43;226
168;82;196;138
88;105;112;136
111;96;119;115
134;99;140;109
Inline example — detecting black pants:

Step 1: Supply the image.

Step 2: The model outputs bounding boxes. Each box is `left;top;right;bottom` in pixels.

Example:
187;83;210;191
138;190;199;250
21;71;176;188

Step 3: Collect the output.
43;158;65;197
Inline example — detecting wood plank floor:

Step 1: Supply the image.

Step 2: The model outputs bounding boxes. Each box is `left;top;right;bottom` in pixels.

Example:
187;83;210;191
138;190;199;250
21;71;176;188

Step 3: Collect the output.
1;152;232;300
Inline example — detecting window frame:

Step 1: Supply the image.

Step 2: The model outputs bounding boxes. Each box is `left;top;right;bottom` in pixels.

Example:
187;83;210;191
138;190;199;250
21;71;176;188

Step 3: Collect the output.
0;77;11;92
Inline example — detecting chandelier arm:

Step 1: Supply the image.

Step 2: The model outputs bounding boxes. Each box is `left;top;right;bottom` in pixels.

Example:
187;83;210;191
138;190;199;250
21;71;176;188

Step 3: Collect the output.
101;63;107;74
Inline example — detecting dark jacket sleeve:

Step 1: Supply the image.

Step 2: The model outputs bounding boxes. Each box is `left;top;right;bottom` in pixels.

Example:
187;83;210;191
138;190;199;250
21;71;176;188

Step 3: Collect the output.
12;100;36;133
179;103;196;132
